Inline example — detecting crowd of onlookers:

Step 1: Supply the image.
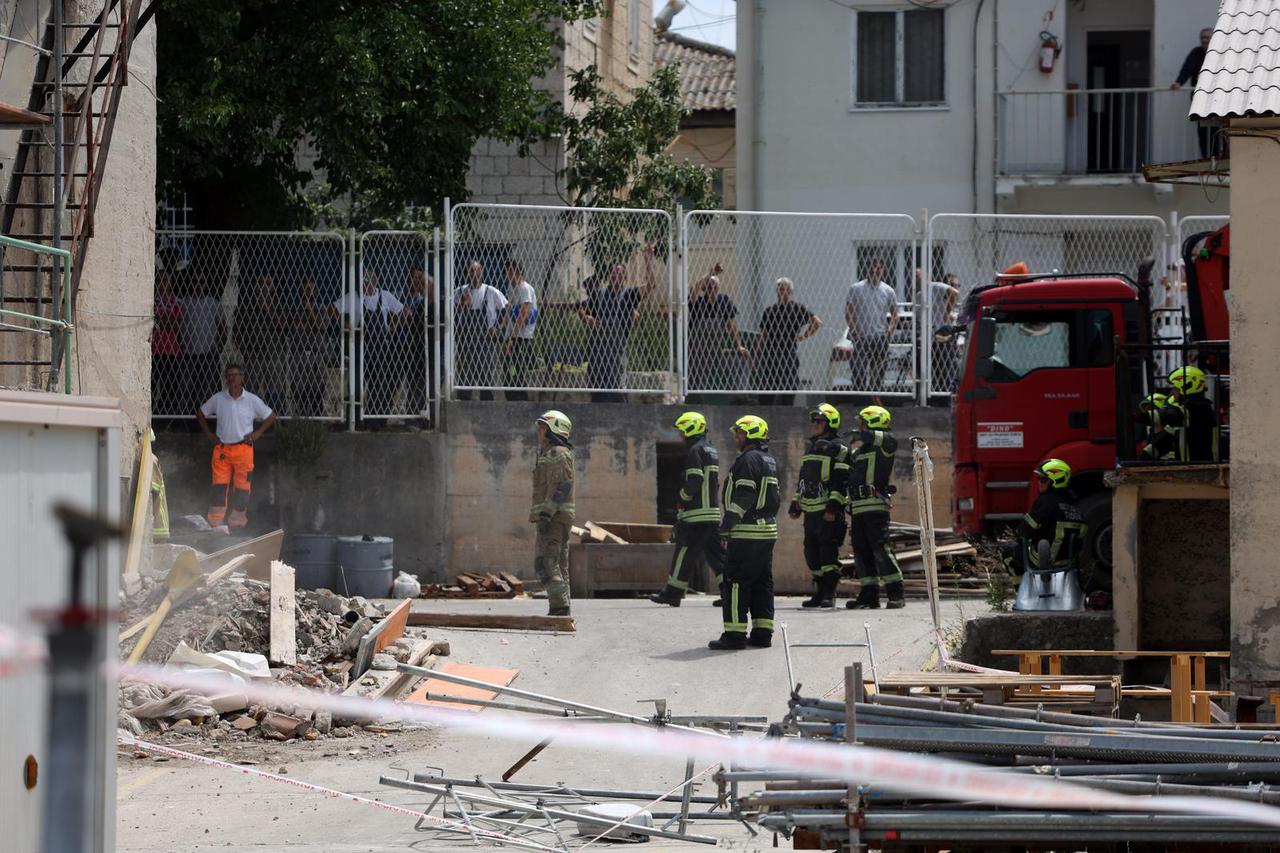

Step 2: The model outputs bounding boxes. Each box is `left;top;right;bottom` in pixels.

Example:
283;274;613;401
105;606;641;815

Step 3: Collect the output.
152;247;966;418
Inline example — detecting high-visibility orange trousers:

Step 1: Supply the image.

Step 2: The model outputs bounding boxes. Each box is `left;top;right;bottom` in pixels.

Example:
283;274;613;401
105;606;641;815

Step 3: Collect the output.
208;443;254;528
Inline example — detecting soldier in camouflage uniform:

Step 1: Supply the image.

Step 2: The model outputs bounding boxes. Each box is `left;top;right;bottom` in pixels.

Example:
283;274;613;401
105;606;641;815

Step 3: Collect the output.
530;410;575;615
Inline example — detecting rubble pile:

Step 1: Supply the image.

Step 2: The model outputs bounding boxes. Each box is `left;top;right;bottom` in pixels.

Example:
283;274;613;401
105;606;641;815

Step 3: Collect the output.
118;569;436;745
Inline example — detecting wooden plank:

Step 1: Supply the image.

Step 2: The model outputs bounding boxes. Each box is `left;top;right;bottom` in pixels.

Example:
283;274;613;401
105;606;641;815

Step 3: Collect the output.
1171;654;1193;723
406;612;575;632
202;529;284;580
119;554;253;642
498;572;525;594
408;661;520;711
374;599;412;655
352;598;414;677
890;542;977;562
269;560;297;666
340;638;447;702
584;521;626;545
122;431;156;591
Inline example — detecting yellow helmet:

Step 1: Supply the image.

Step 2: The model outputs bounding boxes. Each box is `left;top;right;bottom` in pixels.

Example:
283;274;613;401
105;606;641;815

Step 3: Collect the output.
732;414;769;441
1169;365;1206;395
536;410;572;440
1140;392;1169;413
673;411;707;438
858;404;891;430
1035;458;1072;489
809;403;841;431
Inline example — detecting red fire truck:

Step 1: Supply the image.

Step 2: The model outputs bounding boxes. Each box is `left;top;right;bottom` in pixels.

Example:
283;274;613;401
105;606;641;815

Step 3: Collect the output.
949;225;1230;589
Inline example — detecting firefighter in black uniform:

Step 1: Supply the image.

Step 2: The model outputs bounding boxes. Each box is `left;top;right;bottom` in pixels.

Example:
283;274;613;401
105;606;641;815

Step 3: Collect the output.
1157;365;1221;462
709;415;781;651
789;403;850;609
1137;393;1178;461
846;404;905;610
650;411;724;606
1016;458;1088;574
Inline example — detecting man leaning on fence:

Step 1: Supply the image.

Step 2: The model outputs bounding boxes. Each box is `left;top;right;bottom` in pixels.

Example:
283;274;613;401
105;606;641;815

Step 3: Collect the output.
332;269;408;424
687;265;749;401
454;261;509;401
577;246;657;403
503;260;538;401
755;277;822;406
845;257;898;393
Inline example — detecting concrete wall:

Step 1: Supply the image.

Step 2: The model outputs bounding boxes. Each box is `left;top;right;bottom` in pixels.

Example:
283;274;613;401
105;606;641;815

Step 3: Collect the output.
155;401;954;592
1228;117;1280;695
74;2;156;474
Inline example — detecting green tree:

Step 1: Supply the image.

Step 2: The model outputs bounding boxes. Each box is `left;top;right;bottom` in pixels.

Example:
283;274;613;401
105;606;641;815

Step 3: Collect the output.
158;0;596;228
556;64;717;214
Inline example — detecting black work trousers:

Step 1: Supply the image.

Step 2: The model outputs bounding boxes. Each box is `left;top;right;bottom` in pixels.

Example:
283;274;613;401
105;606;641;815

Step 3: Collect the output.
661;521;725;597
850;510;903;601
721;538;776;637
803;511;847;581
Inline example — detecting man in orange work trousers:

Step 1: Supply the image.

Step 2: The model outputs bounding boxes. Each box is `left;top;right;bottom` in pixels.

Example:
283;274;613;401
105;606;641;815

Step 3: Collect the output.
196;363;277;528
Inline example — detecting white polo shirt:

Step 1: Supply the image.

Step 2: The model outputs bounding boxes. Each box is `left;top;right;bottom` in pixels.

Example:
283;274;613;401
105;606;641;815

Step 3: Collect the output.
200;390;273;444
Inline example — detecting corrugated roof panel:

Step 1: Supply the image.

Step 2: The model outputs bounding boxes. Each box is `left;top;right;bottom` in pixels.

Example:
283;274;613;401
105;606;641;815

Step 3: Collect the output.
1191;0;1280;119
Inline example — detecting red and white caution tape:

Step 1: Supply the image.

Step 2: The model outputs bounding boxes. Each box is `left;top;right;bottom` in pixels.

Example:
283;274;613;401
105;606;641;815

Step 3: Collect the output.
118;736;559;852
116;661;1280;830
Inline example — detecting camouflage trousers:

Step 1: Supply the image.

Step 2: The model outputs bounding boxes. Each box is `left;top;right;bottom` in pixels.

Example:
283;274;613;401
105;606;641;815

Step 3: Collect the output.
535;519;572;610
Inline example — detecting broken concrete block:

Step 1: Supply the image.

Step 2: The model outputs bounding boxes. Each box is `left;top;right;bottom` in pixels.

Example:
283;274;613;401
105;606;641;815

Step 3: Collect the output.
332;727;352;738
258;712;310;740
341;617;374;654
370;654;397;671
313;710;333;735
231;715;259;732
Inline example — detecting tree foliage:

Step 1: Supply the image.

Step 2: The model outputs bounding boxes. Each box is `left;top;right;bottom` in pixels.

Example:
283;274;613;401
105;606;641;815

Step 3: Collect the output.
554;64;717;215
157;0;596;227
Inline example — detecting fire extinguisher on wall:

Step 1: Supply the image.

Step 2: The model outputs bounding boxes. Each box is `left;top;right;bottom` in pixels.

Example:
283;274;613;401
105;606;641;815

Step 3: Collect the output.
1039;31;1062;73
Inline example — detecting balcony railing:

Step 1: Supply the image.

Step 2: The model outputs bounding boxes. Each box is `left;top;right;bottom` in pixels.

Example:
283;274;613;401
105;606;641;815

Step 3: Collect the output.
997;87;1204;177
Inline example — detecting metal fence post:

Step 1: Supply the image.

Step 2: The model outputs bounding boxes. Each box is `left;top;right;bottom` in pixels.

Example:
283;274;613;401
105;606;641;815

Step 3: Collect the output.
443;197;455;402
347;229;358;431
917;210;930;407
677;206;688;404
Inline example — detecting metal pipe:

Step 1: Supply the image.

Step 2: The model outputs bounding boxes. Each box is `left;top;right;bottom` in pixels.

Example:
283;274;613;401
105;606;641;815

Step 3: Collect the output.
411;774;723;806
417;691;610;720
397;663;727;737
380;777;719;845
1008;761;1280;779
741;789;850;806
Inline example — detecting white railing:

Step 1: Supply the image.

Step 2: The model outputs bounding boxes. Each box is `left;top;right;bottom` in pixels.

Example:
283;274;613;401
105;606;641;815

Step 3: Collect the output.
998;87;1203;176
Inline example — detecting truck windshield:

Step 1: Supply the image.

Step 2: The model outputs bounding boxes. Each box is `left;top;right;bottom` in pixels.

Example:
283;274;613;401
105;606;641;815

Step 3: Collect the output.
979;309;1114;382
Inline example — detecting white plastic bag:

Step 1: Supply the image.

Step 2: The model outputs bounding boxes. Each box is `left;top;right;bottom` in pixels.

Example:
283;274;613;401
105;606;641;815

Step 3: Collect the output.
392;571;421;598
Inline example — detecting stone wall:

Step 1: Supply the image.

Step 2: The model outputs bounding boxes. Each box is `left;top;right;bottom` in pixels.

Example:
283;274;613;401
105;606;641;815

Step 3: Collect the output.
156;400;955;592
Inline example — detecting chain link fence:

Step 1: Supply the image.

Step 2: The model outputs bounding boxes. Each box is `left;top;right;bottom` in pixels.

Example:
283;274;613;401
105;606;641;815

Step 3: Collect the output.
152;231;348;419
681;211;921;402
147;210;1223;420
924;214;1168;398
447;203;674;401
356;231;442;420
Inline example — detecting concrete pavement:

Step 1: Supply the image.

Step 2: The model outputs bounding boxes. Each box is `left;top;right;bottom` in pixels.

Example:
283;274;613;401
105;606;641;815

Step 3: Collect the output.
116;595;986;852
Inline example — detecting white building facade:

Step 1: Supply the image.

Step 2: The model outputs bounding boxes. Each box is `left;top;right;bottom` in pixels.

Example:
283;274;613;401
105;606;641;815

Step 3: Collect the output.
736;0;1227;219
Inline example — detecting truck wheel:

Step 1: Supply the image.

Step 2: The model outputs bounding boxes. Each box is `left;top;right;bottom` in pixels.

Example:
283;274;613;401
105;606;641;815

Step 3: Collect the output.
1077;492;1113;593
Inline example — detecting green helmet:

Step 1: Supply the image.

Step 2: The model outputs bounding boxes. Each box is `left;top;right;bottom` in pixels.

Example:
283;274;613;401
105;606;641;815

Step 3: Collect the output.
674;411;707;438
537;409;572;440
858;404;891;430
732;414;769;441
809;403;841;431
1169;365;1206;395
1035;458;1072;489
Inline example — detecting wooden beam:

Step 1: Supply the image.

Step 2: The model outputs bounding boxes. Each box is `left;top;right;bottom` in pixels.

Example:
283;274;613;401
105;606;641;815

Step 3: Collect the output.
406;612;575;633
352;598;414;677
269;560;297;666
584;521;626;544
122;430;155;590
201;529;284;580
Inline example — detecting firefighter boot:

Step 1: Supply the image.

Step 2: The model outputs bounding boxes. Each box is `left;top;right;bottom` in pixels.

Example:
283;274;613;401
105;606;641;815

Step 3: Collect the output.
846;584;880;610
648;588;682;607
747;630;773;648
708;633;747;651
800;580;825;608
885;580;906;610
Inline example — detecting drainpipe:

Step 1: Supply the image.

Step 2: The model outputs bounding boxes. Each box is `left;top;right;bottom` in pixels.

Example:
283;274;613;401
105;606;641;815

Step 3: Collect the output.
736;0;763;211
